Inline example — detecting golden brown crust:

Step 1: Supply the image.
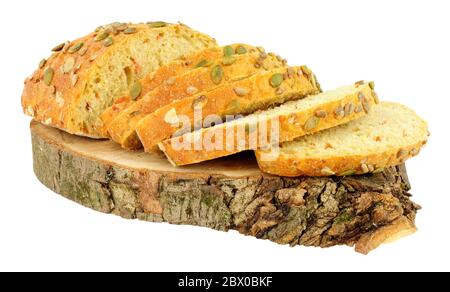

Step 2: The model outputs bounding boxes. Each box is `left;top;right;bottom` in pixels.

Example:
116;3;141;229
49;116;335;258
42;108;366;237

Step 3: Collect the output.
136;66;321;152
108;50;285;149
22;22;216;138
99;44;257;136
159;83;377;166
255;137;428;177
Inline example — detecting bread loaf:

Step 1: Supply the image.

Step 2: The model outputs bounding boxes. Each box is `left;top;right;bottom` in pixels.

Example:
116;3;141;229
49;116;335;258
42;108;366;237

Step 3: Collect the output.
22;22;217;138
255;102;429;177
99;44;257;136
107;48;286;149
136;66;321;152
159;82;378;166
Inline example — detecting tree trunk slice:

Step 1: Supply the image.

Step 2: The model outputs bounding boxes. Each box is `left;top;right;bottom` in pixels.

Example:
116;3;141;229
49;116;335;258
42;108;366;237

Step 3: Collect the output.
31;121;420;254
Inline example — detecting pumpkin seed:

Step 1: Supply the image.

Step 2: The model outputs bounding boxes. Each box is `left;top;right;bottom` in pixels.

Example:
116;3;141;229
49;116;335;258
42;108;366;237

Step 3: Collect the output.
186;86;198;95
130;81;142;100
233;87;249;97
123;27;137;34
368;81;375;90
95;31;109;42
355;80;365;86
191;95;207;110
321;167;335;176
223;45;234;57
62;57;75;73
314;109;327;118
52;42;65;52
372;167;385;174
38;59;46;69
372;91;380;104
340;169;356;176
148;21;167;28
257;46;265;53
211;65;223;85
68;42;83;54
195;59;212;68
43;67;54;86
304;116;320;131
269;73;284;88
235;45;247;54
114;23;128;31
104;36;113;47
222;56;236;66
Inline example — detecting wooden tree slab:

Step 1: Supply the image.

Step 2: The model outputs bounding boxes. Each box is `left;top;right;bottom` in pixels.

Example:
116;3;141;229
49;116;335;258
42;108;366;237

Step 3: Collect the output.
30;121;420;254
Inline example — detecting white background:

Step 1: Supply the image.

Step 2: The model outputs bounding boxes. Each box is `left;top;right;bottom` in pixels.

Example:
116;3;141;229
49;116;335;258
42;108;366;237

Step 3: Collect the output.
1;0;449;272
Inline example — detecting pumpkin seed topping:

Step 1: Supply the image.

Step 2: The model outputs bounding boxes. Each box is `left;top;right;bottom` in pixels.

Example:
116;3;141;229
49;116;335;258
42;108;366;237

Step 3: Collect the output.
52;42;65;52
235;45;247;54
223;46;234;57
123;27;137;34
257;46;265;53
43;67;54;86
68;42;84;54
103;36;113;47
372;167;385;174
130;81;142;100
340;170;356;176
95;31;109;42
211;65;224;85
63;57;75;73
321;167;335;176
269;73;284;88
38;59;47;69
368;81;375;90
148;21;167;28
222;56;236;66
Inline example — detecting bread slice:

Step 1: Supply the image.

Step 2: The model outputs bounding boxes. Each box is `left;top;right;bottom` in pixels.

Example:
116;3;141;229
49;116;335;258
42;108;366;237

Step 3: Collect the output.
21;22;217;138
159;82;378;166
107;49;286;149
99;44;257;136
136;66;321;152
255;102;429;177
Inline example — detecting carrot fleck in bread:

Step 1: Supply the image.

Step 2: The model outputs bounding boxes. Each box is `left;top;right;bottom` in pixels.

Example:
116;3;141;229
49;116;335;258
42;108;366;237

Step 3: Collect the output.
159;82;378;166
22;22;217;138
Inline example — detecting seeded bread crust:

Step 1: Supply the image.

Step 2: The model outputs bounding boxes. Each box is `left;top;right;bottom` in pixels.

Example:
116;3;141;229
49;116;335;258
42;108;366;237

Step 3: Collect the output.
99;44;257;136
159;83;378;166
255;102;429;177
108;50;286;149
22;22;217;138
136;66;321;152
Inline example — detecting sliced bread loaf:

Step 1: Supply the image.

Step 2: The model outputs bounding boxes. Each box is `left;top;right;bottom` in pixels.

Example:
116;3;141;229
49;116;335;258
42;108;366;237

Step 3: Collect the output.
255;102;429;177
107;49;286;149
136;66;321;152
99;44;257;135
159;82;378;166
22;22;217;138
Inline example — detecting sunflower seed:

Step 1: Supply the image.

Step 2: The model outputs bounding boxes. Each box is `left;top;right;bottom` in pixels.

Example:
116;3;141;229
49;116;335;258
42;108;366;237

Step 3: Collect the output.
372;167;385;174
372;91;380;104
362;97;371;113
63;57;75;73
344;103;354;116
103;37;113;47
334;106;345;119
269;73;284;88
355;80;365;86
259;52;268;59
191;95;207;110
68;42;84;54
222;56;236;66
52;42;65;52
314;109;327;118
223;46;234;57
43;67;54;86
235;45;247;54
71;73;78;87
73;63;82;73
321;167;335;176
210;65;223;85
275;87;284;95
89;54;97;62
397;149;408;159
257;46;265;53
95;31;109;42
340;169;356;176
148;21;167;28
164;108;179;124
186;86;199;95
304;116;320;131
78;45;88;56
130;81;142;100
354;105;363;113
358;92;365;102
195;59;212;68
361;163;369;174
233;87;249;97
123;27;137;34
164;77;176;86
